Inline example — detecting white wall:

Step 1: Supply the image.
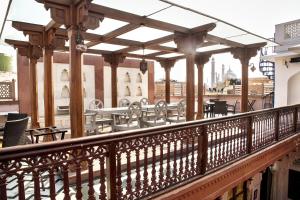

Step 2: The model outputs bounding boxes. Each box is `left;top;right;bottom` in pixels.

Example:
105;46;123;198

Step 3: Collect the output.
103;66;148;108
274;56;300;107
287;72;300;105
37;62;95;116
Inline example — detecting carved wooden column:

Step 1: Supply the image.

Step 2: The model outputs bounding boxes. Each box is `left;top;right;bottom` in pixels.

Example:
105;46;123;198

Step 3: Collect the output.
18;45;43;128
174;25;215;121
231;46;263;112
103;53;125;107
37;0;103;138
195;54;211;119
159;59;176;104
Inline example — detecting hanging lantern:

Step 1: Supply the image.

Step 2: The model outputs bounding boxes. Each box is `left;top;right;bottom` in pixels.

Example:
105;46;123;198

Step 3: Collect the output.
139;59;148;74
75;29;87;52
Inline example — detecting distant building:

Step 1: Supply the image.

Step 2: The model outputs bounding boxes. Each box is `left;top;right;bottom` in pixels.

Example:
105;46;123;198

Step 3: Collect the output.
211;57;215;87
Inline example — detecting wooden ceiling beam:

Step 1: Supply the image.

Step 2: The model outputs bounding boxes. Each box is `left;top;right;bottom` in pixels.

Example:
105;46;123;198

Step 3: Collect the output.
89;4;189;33
45;20;61;32
86;24;140;47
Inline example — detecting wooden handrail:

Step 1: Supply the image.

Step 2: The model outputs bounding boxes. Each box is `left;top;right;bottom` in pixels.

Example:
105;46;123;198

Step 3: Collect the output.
0;104;300;200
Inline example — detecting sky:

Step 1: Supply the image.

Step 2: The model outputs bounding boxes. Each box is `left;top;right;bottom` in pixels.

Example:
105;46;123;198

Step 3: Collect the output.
0;0;300;83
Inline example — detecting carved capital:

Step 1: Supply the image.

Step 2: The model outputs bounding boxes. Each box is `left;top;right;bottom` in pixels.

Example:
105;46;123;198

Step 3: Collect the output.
103;53;126;67
174;31;208;55
159;59;176;72
195;53;212;67
37;0;103;30
231;47;260;65
46;28;68;51
18;45;43;60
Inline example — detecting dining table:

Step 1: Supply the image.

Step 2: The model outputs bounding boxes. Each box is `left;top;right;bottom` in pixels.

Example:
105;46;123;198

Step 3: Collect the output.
86;103;178;116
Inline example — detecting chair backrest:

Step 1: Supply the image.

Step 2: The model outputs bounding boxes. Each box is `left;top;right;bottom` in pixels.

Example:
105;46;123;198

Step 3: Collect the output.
88;99;103;110
140;98;149;106
177;99;186;117
7;113;28;121
127;102;142;124
154;100;168;121
209;99;219;103
119;98;130;107
214;101;228;115
2;117;29;148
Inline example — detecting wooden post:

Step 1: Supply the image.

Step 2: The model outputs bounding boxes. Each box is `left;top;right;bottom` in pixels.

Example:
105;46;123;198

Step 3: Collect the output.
111;65;118;107
186;54;195;121
195;54;211;119
103;53;125;108
107;142;117;200
241;59;249;112
200;125;208;174
44;47;55;127
29;58;40;128
68;26;84;138
174;25;216;121
275;110;280;141
159;59;176;104
231;45;265;113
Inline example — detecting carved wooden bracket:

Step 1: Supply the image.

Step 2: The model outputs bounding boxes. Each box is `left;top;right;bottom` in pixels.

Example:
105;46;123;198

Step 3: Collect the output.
103;53;126;67
159;59;176;72
37;0;103;30
18;45;43;60
45;28;68;51
230;46;261;65
174;31;208;55
195;53;212;67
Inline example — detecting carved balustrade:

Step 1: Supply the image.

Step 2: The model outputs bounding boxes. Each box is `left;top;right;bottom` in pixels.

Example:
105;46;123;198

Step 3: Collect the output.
0;79;16;101
0;105;300;200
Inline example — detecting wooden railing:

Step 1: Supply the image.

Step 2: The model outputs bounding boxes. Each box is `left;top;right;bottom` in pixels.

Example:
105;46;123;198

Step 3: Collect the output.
0;79;16;101
0;105;300;200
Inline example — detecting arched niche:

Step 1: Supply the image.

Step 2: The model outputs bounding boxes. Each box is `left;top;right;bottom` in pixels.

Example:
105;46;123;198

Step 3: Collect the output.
136;86;142;96
287;71;300;105
61;85;70;98
83;87;87;98
137;73;142;83
125;86;131;96
83;72;86;82
124;72;131;83
60;69;69;81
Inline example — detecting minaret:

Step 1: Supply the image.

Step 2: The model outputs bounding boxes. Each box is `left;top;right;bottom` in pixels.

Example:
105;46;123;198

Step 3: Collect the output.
211;57;215;87
222;64;225;81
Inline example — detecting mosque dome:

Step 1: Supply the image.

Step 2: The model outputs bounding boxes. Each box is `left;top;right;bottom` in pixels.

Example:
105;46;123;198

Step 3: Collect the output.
224;67;237;80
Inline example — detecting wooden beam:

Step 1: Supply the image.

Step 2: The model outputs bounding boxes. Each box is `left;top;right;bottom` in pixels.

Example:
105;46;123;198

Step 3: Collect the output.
45;20;61;32
86;24;139;47
89;4;189;33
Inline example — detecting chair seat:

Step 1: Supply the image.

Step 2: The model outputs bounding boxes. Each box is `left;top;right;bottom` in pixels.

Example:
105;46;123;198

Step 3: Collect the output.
113;121;140;131
166;116;186;123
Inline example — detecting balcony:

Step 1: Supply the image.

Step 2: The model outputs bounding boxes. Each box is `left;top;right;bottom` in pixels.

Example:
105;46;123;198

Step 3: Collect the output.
0;105;299;200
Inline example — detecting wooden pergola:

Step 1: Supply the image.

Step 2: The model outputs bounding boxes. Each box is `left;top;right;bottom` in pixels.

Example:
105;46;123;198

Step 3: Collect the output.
4;0;268;138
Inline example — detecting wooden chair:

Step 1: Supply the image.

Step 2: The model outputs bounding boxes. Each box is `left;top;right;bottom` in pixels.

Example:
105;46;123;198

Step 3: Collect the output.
167;100;186;123
140;98;149;106
213;101;228;116
112;102;142;131
227;100;238;114
88;99;113;132
141;100;167;127
2;117;29;147
118;98;131;107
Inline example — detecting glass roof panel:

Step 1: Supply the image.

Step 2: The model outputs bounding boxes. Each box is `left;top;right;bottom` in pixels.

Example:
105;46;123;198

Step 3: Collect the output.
90;43;127;51
93;0;170;16
210;22;247;38
0;0;10;38
117;26;172;42
161;41;177;48
157;53;184;58
2;21;28;41
149;6;217;28
87;18;128;35
7;0;51;25
130;49;159;55
227;34;268;45
196;44;229;53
